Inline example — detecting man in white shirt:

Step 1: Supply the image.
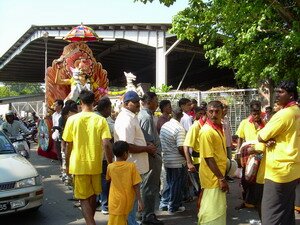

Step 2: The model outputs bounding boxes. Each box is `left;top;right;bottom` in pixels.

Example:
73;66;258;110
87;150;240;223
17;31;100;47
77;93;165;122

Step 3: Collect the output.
178;98;193;202
52;99;64;163
179;98;193;132
114;91;156;225
222;104;234;182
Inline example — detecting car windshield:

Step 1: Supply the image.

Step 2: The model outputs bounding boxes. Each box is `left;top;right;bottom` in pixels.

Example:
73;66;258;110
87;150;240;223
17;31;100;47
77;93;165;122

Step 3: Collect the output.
0;132;16;154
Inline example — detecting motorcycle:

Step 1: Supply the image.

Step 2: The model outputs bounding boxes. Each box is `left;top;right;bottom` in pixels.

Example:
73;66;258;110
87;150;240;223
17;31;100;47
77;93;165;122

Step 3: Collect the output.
23;120;38;143
8;134;30;159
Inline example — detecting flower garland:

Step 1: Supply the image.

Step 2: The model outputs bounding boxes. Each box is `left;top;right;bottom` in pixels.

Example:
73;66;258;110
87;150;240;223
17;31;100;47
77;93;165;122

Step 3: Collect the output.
97;87;126;96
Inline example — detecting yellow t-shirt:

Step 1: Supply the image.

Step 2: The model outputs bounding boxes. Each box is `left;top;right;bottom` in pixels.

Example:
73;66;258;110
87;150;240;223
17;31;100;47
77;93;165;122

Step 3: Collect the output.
62;112;111;175
183;120;202;164
106;161;142;215
258;105;300;183
198;124;227;189
236;118;265;184
184;120;202;151
236;118;262;141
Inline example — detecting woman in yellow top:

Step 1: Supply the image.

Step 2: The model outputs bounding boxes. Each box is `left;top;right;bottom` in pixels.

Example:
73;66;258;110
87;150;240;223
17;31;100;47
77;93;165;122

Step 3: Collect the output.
235;100;265;217
106;141;144;225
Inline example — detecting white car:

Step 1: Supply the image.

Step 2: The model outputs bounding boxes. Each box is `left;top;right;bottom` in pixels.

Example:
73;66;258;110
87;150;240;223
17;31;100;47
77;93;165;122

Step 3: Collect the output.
0;131;43;215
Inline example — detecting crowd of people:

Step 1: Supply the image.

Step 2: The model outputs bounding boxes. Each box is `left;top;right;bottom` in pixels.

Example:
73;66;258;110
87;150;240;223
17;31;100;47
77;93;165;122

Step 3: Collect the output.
55;81;300;225
1;80;299;225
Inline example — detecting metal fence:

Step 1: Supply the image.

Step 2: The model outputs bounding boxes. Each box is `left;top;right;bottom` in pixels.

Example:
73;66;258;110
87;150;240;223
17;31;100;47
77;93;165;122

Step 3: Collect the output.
157;89;259;134
7;89;260;133
11;101;44;118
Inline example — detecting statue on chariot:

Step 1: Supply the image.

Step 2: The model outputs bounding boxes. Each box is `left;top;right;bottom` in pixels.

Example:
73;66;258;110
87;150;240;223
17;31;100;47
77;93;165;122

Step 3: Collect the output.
38;24;109;158
37;24;142;158
47;42;109;106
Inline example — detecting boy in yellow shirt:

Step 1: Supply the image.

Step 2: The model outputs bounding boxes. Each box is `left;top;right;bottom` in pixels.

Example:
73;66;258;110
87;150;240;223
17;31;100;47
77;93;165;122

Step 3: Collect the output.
106;141;144;225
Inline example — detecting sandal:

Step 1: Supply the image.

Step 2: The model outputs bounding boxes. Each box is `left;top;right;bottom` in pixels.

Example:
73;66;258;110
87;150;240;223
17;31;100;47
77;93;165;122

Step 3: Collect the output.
235;203;245;210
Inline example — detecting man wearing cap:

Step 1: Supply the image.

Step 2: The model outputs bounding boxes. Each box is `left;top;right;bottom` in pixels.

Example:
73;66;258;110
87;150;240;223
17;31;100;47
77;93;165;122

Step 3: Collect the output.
114;90;157;225
258;81;300;225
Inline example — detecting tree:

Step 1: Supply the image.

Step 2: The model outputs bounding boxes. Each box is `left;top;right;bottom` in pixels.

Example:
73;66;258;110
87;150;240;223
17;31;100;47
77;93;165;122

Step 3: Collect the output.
0;86;18;98
136;0;300;87
0;82;44;98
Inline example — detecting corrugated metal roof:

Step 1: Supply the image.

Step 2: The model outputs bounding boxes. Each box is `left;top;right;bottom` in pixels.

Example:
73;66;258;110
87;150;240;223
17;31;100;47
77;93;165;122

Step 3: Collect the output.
0;23;234;90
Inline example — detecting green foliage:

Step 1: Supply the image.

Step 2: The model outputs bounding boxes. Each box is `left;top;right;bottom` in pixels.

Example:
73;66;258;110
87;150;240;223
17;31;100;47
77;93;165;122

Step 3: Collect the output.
0;86;18;98
0;82;44;98
150;84;173;93
135;0;300;87
134;0;176;7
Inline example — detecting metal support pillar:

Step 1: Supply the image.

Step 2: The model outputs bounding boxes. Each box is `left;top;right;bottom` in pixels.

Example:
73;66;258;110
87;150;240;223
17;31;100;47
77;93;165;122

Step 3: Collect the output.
43;32;48;118
155;31;166;88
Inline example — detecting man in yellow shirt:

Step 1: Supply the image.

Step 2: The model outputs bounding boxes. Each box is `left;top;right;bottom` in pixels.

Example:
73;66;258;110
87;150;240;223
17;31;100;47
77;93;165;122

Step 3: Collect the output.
296;100;300;214
63;90;113;225
183;106;206;196
235;100;265;217
197;101;228;225
258;81;300;225
183;106;206;173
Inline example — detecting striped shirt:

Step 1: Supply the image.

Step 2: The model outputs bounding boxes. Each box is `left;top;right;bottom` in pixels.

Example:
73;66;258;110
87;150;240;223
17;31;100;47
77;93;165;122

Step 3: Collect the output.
159;118;186;168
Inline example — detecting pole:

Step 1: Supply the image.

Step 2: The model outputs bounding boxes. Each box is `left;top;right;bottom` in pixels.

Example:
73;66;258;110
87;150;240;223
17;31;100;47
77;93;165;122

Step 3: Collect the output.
43;32;49;118
172;53;196;100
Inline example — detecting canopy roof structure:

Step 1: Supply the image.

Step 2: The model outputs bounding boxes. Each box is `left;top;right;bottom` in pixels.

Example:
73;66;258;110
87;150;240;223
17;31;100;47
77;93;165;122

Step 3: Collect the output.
0;23;234;90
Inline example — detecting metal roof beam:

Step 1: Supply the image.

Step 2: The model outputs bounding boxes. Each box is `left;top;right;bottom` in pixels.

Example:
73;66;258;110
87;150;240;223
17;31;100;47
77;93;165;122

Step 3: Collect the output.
95;30;166;48
0;30;54;69
165;39;181;56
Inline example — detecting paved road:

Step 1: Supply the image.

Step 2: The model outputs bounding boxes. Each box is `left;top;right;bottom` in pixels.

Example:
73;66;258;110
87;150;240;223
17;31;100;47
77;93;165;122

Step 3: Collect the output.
1;145;299;225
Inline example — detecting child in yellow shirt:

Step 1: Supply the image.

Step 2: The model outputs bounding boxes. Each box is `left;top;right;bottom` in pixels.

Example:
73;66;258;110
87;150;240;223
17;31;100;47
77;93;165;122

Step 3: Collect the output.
106;141;144;225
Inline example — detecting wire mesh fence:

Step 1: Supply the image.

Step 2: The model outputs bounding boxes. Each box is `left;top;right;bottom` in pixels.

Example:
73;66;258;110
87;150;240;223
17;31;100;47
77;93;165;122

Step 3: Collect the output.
157;89;259;134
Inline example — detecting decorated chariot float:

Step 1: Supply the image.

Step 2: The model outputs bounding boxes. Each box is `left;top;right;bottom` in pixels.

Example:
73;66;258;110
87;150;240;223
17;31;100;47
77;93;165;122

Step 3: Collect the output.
37;24;125;159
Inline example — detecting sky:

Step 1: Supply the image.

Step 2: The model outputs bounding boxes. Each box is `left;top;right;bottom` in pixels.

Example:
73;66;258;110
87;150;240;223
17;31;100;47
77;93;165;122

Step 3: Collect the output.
0;0;189;57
